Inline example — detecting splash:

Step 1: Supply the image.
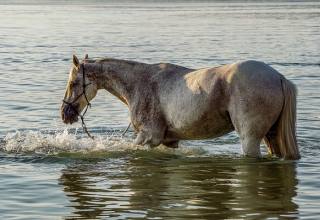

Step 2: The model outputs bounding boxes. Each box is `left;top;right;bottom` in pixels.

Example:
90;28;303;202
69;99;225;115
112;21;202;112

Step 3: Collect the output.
2;129;139;155
0;129;207;156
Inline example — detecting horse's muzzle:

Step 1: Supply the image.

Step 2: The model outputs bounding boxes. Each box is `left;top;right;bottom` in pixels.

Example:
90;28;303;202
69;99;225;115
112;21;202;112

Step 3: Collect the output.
61;103;79;124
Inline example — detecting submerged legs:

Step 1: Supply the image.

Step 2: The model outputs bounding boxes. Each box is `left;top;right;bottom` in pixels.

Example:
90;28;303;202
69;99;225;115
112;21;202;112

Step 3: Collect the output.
133;129;179;149
133;128;165;148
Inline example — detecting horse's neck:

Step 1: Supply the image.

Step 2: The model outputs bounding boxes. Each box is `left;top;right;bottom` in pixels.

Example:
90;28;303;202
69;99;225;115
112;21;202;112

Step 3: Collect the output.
98;60;150;105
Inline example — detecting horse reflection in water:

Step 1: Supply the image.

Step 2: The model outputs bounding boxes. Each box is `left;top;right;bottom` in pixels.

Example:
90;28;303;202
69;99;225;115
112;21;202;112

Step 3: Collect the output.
59;156;298;219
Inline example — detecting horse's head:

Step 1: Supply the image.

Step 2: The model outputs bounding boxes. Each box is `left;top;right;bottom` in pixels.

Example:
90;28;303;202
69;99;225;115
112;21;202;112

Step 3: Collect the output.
61;54;98;124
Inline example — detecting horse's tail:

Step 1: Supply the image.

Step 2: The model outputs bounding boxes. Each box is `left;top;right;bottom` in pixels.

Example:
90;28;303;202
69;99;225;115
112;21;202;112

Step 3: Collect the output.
264;77;300;160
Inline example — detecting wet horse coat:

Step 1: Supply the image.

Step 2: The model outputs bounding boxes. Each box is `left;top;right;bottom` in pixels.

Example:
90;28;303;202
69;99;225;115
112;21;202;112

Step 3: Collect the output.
61;55;300;159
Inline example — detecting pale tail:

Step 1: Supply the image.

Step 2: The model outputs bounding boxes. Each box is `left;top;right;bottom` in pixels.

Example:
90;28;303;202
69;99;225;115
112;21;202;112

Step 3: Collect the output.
264;78;300;160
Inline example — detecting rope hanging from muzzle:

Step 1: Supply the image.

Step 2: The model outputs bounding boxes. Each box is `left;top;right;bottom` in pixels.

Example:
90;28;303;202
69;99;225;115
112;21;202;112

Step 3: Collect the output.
80;105;94;139
63;63;94;139
121;122;131;137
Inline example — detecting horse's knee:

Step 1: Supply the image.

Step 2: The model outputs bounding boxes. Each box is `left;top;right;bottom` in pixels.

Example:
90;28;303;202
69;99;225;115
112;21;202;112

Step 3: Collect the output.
134;131;162;147
149;135;162;147
134;132;147;145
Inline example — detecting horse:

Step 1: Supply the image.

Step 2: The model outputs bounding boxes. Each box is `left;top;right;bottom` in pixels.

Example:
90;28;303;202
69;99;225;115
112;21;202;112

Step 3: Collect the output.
61;54;300;160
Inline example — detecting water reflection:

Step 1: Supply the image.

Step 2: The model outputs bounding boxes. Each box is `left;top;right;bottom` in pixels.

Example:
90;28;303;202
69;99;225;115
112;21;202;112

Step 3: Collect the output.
59;155;298;219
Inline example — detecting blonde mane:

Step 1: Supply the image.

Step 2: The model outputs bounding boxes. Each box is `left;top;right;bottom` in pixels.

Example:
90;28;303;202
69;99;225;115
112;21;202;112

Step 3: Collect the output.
96;57;144;66
65;66;79;97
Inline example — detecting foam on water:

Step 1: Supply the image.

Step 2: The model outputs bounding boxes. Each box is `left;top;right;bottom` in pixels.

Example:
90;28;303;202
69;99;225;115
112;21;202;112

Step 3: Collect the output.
1;129;207;157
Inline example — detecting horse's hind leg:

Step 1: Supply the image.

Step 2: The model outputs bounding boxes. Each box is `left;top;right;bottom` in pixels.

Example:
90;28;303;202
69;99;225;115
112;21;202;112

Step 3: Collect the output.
263;124;282;157
229;110;275;158
230;113;280;158
240;134;262;157
229;111;276;158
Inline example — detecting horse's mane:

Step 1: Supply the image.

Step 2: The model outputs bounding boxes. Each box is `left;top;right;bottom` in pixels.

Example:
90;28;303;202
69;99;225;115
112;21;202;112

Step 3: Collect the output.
95;57;146;66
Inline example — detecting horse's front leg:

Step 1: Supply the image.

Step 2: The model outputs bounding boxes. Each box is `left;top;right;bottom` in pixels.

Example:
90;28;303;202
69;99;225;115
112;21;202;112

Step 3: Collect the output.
133;124;166;148
130;98;167;147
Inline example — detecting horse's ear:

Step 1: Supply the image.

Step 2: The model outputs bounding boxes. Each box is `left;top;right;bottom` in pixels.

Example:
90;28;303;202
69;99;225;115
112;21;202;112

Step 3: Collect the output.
83;54;90;64
72;54;80;67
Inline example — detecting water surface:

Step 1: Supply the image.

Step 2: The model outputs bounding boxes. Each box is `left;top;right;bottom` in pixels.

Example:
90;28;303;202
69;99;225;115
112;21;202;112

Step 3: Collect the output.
0;1;320;219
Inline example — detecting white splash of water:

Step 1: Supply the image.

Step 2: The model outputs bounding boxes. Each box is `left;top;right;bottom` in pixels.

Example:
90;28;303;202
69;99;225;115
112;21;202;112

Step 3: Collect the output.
2;129;139;154
1;129;207;156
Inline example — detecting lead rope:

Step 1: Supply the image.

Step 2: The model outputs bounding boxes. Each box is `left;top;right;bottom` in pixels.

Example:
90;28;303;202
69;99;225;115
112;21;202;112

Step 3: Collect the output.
63;64;94;139
121;122;131;137
80;105;94;139
79;64;94;139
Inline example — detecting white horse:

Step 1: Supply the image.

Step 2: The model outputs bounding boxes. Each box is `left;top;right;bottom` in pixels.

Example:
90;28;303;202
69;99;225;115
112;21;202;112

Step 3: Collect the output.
61;55;300;159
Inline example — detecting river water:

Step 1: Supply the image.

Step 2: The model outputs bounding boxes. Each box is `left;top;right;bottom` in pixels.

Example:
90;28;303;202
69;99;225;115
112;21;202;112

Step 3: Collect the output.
0;1;319;219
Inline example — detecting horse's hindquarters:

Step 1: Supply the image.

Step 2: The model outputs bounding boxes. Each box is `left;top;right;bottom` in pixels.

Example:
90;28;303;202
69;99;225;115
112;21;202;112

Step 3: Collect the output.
227;61;285;157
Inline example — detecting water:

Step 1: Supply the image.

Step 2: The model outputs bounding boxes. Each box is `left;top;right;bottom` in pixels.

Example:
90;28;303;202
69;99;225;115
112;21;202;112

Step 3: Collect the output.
0;1;319;219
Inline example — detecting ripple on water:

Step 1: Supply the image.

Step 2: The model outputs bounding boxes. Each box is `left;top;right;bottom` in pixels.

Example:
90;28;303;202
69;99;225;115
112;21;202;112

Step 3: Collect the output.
0;129;318;219
0;1;319;218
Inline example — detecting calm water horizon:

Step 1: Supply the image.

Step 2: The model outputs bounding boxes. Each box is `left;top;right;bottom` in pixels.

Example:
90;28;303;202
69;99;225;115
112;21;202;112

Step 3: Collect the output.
0;1;319;219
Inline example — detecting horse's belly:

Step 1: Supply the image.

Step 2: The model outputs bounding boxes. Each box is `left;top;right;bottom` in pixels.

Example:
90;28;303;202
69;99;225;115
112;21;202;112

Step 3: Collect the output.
167;111;234;140
161;68;233;140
